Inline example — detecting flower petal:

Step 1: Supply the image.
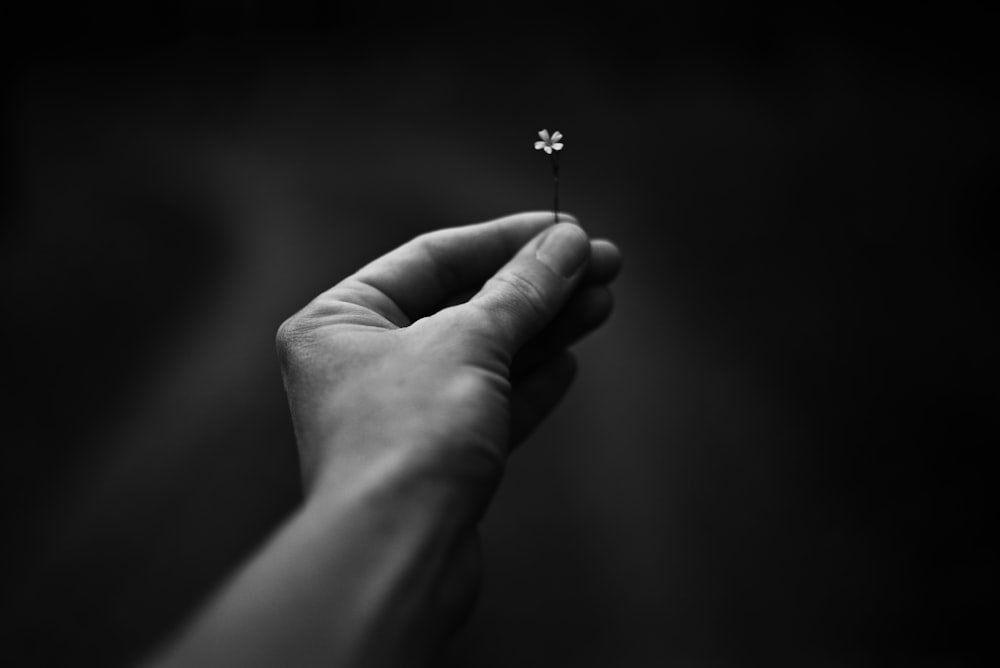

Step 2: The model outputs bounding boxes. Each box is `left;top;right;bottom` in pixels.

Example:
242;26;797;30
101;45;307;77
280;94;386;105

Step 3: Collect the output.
538;129;550;141
543;146;553;154
534;141;546;150
550;131;563;142
551;142;563;151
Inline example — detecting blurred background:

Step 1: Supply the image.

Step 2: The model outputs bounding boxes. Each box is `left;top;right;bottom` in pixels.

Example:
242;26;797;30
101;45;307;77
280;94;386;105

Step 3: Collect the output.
1;3;994;666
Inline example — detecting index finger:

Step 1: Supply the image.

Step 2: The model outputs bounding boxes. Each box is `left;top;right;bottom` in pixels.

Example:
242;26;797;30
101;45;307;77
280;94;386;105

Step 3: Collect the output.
324;212;578;325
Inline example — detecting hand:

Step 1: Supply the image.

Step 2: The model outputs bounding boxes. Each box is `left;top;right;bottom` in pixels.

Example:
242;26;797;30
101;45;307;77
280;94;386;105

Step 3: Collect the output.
276;212;621;512
147;213;621;668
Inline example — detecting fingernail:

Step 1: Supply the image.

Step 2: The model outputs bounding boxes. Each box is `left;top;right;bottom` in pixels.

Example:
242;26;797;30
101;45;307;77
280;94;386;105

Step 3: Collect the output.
536;223;589;279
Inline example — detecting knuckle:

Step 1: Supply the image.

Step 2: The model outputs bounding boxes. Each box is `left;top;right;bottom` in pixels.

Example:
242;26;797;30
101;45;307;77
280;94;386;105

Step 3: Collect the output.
412;230;437;246
275;314;305;360
412;230;443;258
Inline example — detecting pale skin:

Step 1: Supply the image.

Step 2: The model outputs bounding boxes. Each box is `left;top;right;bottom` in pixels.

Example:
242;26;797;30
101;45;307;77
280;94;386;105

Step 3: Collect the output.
145;212;622;668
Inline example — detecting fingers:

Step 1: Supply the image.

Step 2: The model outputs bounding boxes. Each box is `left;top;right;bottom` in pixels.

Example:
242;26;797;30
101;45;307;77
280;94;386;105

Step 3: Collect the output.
467;222;591;356
583;239;623;286
429;238;620;312
509;351;578;448
324;212;575;325
511;285;614;378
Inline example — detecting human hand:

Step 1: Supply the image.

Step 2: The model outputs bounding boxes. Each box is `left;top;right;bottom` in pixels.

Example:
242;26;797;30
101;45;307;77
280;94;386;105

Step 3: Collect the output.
276;212;621;513
143;213;621;668
145;214;620;668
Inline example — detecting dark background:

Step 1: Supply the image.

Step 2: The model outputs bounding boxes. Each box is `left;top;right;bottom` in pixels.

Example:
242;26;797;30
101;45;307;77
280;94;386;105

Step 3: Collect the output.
1;3;994;666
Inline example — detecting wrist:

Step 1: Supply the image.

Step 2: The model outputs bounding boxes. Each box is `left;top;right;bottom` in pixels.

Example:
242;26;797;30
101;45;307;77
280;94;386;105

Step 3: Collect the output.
304;441;499;533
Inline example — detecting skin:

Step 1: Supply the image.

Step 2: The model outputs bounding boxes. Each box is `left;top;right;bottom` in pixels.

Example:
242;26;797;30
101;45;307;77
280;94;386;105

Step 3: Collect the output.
145;211;622;668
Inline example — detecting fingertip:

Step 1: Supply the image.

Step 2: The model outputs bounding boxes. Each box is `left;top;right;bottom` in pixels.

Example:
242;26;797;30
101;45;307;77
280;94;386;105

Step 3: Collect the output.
583;284;615;322
545;348;579;377
535;222;590;280
585;239;623;284
556;348;579;379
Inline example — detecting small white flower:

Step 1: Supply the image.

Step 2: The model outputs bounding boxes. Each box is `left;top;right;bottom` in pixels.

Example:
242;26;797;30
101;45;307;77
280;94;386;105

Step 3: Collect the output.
534;129;564;154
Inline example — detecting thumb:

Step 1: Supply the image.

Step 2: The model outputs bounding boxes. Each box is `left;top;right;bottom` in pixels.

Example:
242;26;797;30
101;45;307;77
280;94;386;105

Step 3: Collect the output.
467;222;590;356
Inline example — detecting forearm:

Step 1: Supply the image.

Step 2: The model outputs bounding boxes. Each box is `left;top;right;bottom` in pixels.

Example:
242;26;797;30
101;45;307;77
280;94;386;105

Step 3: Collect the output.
146;464;474;668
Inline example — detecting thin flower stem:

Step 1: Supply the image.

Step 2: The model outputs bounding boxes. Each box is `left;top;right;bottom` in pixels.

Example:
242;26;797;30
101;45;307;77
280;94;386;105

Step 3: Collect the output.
552;155;560;223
